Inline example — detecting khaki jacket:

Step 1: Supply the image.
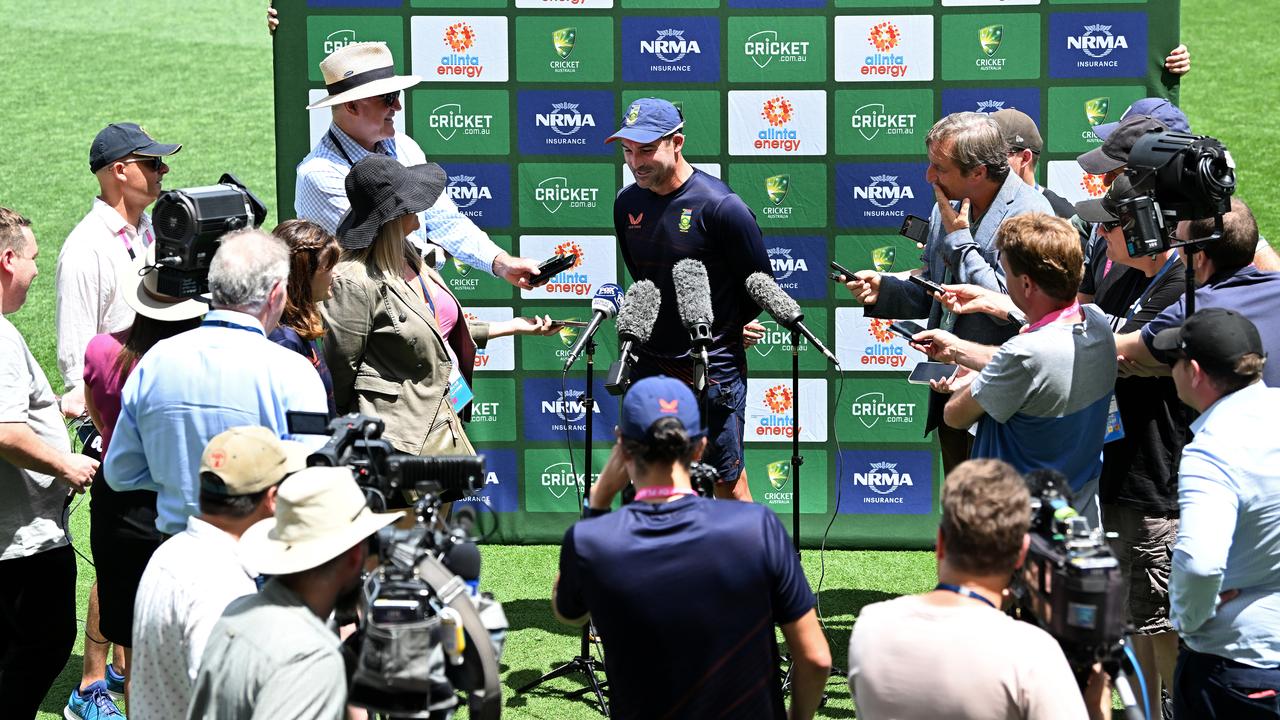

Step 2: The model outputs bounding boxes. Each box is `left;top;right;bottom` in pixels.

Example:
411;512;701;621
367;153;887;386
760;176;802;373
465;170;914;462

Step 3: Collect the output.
321;260;490;457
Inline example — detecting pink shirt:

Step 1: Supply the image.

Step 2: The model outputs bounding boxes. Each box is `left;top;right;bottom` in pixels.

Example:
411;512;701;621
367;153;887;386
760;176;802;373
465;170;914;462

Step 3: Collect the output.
82;330;130;453
425;275;460;338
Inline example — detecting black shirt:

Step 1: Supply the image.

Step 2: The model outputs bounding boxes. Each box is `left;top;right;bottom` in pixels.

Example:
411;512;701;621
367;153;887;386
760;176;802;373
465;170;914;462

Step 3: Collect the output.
615;170;772;382
1092;254;1191;515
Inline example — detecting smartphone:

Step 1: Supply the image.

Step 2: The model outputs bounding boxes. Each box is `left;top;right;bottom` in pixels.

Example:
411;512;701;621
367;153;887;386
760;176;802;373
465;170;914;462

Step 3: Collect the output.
528;253;577;287
908;274;946;296
829;259;857;283
549;319;589;328
908;362;959;385
900;214;929;244
888;320;926;342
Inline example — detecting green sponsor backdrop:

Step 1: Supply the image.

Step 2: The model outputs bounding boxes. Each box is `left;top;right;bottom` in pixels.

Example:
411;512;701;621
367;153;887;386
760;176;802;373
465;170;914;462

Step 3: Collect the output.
273;0;1179;549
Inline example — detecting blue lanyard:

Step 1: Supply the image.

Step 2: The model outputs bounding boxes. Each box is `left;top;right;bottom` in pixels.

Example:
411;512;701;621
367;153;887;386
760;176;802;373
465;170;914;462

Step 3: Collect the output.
202;319;264;337
1125;252;1180;322
935;583;997;610
416;274;439;324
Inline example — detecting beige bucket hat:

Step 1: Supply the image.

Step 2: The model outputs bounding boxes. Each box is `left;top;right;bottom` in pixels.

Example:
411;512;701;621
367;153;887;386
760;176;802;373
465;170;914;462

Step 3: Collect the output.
306;42;422;110
120;243;209;322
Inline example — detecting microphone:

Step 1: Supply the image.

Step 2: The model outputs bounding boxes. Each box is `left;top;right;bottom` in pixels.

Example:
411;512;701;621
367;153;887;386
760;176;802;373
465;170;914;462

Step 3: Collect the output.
745;272;840;366
672;260;714;389
563;283;624;371
443;539;482;596
605;280;661;395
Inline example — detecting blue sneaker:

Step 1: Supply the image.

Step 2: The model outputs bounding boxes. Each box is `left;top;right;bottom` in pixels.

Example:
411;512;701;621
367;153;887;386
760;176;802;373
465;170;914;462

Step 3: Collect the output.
64;680;125;719
105;664;126;700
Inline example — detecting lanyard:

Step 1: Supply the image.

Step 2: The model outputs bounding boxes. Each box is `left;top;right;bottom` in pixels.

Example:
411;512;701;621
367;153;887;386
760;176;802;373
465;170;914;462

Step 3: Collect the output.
202;319;264;336
1124;252;1180;322
935;583;997;610
416;274;441;327
327;129;391;168
633;487;697;501
1022;300;1081;334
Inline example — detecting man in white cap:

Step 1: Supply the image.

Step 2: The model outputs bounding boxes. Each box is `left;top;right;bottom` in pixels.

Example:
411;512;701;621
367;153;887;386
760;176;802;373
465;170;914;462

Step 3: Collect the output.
130;426;307;720
186;467;400;720
296;42;540;289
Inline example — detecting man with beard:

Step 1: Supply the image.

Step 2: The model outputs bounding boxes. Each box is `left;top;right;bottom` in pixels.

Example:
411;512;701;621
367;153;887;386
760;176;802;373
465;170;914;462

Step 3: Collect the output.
610;98;772;501
185;467;400;720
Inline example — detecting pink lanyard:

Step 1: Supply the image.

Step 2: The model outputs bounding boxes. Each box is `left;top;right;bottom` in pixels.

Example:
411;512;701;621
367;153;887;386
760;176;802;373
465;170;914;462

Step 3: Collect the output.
118;225;153;260
1022;300;1082;334
633;487;697;502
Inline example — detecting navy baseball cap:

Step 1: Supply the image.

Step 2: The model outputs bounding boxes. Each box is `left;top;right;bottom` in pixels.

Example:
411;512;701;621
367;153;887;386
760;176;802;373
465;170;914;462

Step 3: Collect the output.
1093;98;1190;141
1152;308;1265;375
89;122;181;173
619;376;704;441
1077;115;1166;175
606;98;684;145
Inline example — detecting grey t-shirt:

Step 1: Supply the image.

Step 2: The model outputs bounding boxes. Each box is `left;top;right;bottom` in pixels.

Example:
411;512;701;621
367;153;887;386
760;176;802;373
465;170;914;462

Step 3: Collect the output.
186;578;346;720
0;315;70;561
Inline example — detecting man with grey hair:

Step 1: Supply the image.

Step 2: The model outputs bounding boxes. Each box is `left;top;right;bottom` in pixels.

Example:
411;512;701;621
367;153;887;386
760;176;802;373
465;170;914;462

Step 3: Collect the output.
846;112;1053;475
106;229;327;536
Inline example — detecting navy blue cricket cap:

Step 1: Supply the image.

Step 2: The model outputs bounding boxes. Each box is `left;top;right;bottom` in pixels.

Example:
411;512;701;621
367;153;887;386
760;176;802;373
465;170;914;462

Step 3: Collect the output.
1093;98;1190;141
1152;308;1265;375
606;98;684;145
619;376;704;441
89;122;182;174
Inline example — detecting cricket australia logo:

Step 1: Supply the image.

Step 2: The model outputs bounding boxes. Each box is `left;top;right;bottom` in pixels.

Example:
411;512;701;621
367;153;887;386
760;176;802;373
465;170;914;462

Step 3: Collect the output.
766;174;790;206
552;27;576;59
1085;97;1110;127
979;24;1003;57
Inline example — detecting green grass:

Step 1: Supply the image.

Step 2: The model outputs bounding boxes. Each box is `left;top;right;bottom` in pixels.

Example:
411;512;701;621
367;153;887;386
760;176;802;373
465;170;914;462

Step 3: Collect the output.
2;0;1276;717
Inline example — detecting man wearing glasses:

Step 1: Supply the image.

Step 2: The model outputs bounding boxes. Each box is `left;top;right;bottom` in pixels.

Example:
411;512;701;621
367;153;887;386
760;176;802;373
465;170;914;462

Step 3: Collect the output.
296;42;539;289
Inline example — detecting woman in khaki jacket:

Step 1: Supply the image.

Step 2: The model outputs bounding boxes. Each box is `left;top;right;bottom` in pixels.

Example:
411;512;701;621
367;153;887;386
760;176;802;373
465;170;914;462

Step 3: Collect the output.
322;155;554;465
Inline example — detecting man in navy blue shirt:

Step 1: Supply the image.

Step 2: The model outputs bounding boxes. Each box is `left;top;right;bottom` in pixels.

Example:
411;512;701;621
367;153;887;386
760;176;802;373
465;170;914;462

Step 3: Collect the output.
1116;198;1280;387
553;376;831;720
609;98;772;501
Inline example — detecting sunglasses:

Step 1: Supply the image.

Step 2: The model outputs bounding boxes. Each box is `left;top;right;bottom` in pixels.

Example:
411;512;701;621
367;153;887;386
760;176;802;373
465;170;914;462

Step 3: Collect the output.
380;90;400;108
121;156;166;173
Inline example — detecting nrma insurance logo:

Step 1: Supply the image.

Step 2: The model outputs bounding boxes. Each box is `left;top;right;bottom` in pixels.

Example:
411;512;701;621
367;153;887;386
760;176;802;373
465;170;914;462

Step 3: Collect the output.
941;88;1041;126
836;163;931;228
766;236;825;299
522;378;617;441
623;17;719;82
455;448;517;513
839;450;932;515
519;90;612;155
1051;13;1147;78
428;102;494;142
744;29;812;69
443;164;509;229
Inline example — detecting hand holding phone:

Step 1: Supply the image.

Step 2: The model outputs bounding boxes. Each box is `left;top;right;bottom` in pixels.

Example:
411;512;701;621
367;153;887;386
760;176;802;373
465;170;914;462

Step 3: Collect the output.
908;274;945;296
829;259;857;283
888;320;926;343
528;253;577;287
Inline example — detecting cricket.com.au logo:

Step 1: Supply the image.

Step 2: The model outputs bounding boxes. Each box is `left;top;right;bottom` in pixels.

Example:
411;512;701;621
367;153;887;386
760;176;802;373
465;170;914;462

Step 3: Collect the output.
438;22;484;79
428;103;495;142
750;319;792;359
756;96;801;153
852;461;915;500
642;28;702;66
850;102;918;141
550;27;579;72
975;24;1005;71
324;29;356;55
535;177;599;214
743;29;811;69
763;174;791;219
446;174;491;210
534;101;597;143
850;391;917;430
539;462;589;501
853;174;915;213
862;21;907;79
1068;24;1128;67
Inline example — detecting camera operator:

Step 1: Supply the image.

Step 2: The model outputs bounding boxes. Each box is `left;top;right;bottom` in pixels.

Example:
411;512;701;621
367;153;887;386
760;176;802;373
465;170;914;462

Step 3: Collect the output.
848;459;1090;720
1150;310;1280;718
847;112;1053;476
552;376;831;720
106;229;329;536
187;466;400;720
914;213;1117;522
1115;198;1280;386
131;427;306;720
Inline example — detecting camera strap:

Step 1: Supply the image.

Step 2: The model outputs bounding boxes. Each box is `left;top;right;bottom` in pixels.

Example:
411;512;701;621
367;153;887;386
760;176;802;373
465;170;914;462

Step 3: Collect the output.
934;583;997;610
1124;252;1180;322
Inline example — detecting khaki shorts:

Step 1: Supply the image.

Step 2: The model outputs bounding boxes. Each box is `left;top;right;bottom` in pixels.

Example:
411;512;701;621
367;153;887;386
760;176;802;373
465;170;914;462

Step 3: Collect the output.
1102;503;1178;635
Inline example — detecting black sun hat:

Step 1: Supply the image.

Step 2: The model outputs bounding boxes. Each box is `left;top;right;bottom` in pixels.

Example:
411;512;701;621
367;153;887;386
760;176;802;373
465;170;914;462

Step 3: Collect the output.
336;155;447;251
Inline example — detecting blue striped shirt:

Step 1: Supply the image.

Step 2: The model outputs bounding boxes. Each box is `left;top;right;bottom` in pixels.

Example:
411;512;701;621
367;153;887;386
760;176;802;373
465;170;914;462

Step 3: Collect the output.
295;124;500;276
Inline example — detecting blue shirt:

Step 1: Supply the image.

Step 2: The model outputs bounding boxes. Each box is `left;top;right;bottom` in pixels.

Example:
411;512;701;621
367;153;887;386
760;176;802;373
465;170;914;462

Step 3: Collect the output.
1141;266;1280;387
295;124;501;276
557;496;814;720
104;310;328;535
1171;381;1280;667
614;170;772;382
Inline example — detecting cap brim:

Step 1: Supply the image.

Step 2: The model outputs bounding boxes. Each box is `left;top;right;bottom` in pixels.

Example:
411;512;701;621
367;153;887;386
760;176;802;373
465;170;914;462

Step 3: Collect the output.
1074;198;1117;224
306;75;421;110
1077;147;1125;175
1090;121;1120;141
133;141;182;158
240;508;401;576
1151;326;1185;353
605;123;683;145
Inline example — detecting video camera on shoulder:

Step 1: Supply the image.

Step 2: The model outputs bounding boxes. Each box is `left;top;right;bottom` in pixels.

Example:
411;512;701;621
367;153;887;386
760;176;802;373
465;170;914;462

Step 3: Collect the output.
1117;132;1236;257
151;174;267;298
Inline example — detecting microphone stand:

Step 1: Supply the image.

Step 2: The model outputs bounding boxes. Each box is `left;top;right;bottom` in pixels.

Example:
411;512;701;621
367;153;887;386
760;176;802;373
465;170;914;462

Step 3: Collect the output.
515;337;609;716
789;330;803;557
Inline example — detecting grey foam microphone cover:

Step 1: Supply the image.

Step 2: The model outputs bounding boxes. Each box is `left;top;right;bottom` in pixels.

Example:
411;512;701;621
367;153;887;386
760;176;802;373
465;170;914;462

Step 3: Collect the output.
616;280;661;343
672;258;714;329
745;272;802;325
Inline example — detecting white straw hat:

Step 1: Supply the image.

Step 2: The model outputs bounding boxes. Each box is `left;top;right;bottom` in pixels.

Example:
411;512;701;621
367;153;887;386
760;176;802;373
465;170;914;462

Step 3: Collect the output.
306;42;422;110
239;467;402;575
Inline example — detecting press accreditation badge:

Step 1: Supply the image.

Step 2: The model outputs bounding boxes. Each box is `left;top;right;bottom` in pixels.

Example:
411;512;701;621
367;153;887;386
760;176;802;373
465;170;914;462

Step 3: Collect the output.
1104;395;1125;444
448;365;474;414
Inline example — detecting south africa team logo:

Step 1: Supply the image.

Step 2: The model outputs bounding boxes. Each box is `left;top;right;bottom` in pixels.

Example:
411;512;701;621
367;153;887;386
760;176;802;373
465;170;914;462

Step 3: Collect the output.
678;208;693;233
552;27;576;59
624;103;641;126
1085;97;1110;127
766;174;790;206
979;25;1003;57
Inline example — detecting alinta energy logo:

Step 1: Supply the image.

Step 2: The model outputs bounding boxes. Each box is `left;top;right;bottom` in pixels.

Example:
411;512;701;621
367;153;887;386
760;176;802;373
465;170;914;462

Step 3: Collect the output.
763;174;792;219
758;384;794;438
757;96;801;153
852;461;915;501
1080;172;1108;199
446;174;491;212
1068;24;1128;68
536;176;599;215
850;391;916;430
550;27;580;73
853;174;914;215
861;21;907;79
543;240;590;296
324;29;357;55
535;102;597;144
851;102;918;141
641;28;702;71
976;24;1006;71
1083;96;1109;142
861;318;910;368
438;22;484;79
744;29;811;69
542;389;602;425
428;103;494;142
